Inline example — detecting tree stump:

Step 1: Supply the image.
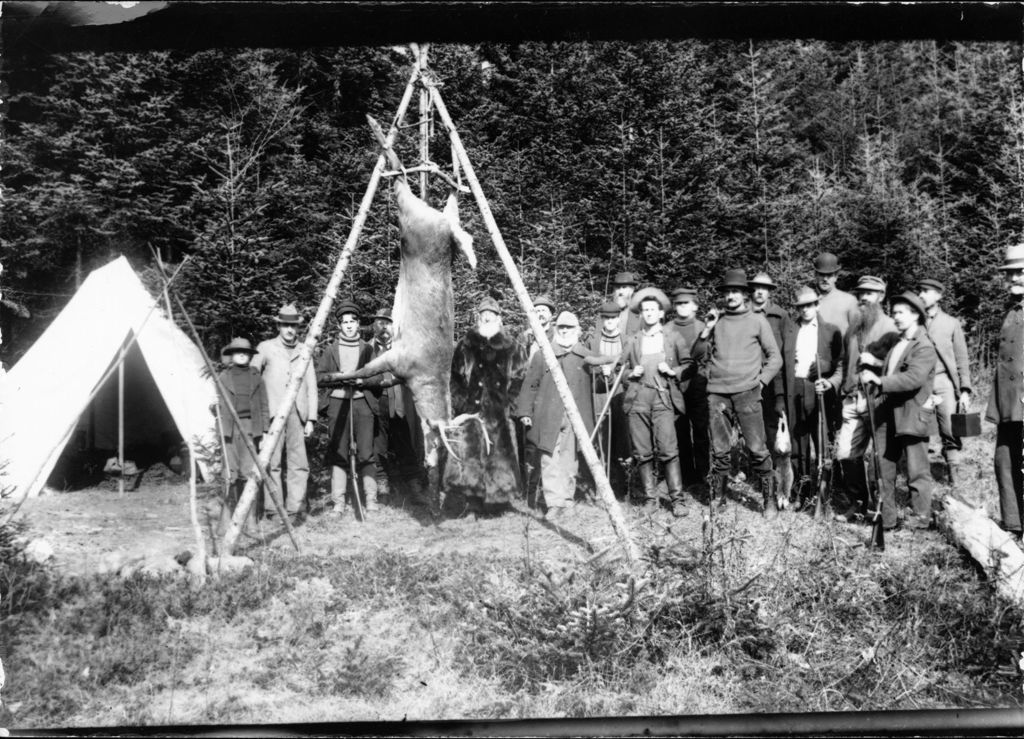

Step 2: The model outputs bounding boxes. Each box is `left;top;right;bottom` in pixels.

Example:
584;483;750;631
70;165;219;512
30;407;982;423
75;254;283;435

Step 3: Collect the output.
939;496;1024;607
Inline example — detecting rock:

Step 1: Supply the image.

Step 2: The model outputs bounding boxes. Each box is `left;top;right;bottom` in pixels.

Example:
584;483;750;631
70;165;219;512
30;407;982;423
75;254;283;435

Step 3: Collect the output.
96;551;131;576
139;556;185;577
23;538;54;564
174;550;193;567
206;555;254;575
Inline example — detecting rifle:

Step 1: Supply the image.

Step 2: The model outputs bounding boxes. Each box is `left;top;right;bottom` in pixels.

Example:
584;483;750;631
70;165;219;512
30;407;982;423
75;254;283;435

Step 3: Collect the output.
349;397;366;522
813;353;828;519
863;381;885;551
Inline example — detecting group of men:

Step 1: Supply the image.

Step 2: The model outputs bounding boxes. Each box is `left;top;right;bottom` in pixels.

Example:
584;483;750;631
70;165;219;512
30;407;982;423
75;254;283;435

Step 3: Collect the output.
215;244;1024;543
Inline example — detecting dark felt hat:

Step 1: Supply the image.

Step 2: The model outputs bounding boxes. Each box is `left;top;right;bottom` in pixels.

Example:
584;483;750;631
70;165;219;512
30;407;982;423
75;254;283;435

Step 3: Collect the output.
598;300;621;317
222;337;256;356
671;287;698;303
533;294;556;311
629;287;671;314
274;303;304;325
890;291;927;321
917;278;945;293
612;271;638;286
372;307;392;321
477;297;502;315
717;269;751;292
336;300;360;318
814;252;841;274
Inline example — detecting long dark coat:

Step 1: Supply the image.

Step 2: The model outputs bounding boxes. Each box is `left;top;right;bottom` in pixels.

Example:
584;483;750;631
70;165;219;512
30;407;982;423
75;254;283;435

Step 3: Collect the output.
514;342;596;455
216;366;270;438
775;317;844;425
443;328;527;506
316;339;382;465
987;304;1024;424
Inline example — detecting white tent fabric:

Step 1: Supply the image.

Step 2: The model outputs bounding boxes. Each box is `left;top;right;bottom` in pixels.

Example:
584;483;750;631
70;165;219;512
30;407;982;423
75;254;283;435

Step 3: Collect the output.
0;256;218;503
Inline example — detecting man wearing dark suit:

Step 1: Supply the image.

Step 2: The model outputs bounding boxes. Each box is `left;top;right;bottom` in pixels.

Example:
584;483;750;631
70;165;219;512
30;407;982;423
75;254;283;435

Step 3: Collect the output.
859;292;938;531
778;287;843;508
665;287;709;491
986;243;1024;541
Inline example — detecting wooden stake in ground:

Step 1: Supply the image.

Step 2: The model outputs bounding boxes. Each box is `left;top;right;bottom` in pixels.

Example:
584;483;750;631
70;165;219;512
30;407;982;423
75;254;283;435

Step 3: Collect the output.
218;61;422;557
426;75;642;572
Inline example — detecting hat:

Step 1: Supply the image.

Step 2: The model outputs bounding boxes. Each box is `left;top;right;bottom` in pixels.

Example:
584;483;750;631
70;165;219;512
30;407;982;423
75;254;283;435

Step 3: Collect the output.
533;294;556;311
890;291;927;321
629;287;671;314
477;297;502;315
748;272;777;289
372;307;392;321
854;275;887;293
717;269;751;292
671;286;697;303
598;300;621;317
222;337;256;356
554;311;580;328
336;300;360;318
917;278;945;293
793;286;820;307
999;243;1024;271
274;303;304;325
814;252;841;274
612;271;638;287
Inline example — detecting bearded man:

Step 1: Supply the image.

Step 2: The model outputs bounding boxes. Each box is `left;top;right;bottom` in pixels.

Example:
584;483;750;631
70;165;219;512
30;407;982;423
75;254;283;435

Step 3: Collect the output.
444;297;527;513
987;243;1024;541
833;276;900;521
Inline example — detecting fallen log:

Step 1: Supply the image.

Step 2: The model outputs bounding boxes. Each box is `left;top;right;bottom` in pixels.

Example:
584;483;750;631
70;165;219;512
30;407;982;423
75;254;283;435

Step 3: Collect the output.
939;495;1024;607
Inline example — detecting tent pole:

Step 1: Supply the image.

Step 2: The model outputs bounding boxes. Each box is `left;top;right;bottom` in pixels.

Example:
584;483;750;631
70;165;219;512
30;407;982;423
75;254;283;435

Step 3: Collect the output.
218;60;421;557
426;79;641;573
418;43;430;199
118;340;125;496
188;451;206;585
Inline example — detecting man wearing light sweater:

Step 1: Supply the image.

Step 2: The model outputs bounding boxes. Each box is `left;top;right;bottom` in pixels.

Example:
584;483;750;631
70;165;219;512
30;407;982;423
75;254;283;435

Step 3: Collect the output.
697;269;783;514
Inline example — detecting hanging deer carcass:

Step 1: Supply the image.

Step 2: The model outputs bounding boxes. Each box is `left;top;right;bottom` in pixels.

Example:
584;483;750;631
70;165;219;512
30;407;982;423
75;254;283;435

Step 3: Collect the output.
320;119;480;505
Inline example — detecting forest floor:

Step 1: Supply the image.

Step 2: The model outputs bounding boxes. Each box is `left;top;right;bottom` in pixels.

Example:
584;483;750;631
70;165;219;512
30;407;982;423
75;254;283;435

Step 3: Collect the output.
2;424;1023;730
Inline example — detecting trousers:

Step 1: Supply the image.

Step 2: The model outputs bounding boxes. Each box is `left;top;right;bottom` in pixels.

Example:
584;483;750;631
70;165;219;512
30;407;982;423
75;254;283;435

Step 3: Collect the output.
708;387;771;475
267;408;309;515
994;422;1024;534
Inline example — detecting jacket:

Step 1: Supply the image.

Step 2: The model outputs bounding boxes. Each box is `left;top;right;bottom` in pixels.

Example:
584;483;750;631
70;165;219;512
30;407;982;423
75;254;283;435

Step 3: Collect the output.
514;342;596;455
777;316;844;422
877;326;937;437
841;310;900;396
315;339;382;417
216;366;270;438
925;307;972;396
986;303;1024;424
252;336;319;424
618;326;695;414
664;316;707;395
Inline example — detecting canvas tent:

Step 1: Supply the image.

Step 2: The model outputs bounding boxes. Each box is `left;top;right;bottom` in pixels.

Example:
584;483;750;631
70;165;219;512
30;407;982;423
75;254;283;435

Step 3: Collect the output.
0;257;218;505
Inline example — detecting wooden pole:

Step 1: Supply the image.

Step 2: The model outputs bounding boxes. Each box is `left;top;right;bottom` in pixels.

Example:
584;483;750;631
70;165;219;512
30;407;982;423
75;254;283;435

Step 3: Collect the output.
118;340;125;496
418;43;430;200
218;61;421;556
188;452;206;586
427;80;642;572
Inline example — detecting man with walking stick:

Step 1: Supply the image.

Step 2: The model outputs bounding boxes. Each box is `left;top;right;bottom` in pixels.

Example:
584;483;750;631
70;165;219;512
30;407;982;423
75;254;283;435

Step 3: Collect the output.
858;292;938;532
587;300;631;498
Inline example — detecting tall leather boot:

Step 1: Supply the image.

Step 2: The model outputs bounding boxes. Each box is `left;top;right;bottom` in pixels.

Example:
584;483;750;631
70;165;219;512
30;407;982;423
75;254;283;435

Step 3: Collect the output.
330;466;349;518
637;460;658;508
761;472;778;518
362;473;379;512
663;457;688;517
835;458;867;521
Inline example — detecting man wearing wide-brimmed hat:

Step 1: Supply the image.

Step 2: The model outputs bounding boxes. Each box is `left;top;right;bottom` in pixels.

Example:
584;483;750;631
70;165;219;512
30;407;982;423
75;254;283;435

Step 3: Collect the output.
665;286;710;491
618;287;698;516
316;301;382;518
215;337;269;536
859;291;938;531
986;243;1024;540
834;276;900;521
917;278;973;482
813;252;859;338
253;303;319;523
779;287;843;508
750;271;798;503
697;269;783;514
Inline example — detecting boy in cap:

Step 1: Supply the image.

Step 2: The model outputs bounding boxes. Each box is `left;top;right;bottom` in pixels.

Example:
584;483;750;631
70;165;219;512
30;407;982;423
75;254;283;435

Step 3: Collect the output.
215;337;270;535
618;287;695;516
986;243;1024;540
446;296;526;513
316;301;382;517
859;292;938;531
665;287;709;490
749;272;797;502
594;271;642;339
813;252;859;338
253;304;319;523
834;276;900;520
697;269;783;513
516;311;601;516
917;278;972;481
587;299;632;497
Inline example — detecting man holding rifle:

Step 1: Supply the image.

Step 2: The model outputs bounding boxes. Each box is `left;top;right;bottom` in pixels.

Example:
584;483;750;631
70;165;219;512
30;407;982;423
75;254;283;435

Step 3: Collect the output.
858;292;938;532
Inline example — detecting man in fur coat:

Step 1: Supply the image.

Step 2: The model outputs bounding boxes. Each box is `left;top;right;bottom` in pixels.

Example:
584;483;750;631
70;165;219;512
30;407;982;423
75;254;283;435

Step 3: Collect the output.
444;297;528;513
